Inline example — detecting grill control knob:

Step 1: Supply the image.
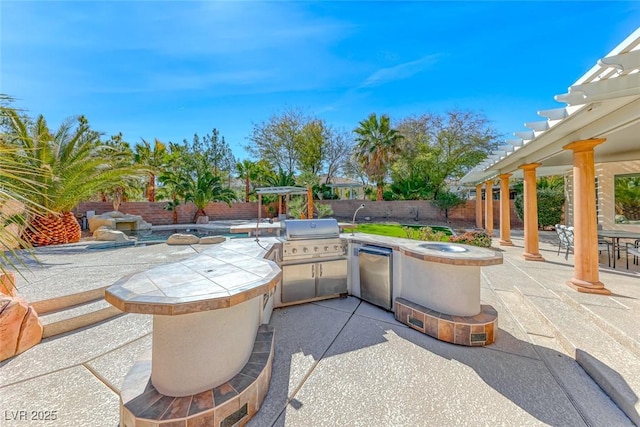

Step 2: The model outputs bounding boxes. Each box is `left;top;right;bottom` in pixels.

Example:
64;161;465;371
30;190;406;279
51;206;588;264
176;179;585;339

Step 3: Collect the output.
334;245;340;251
324;246;329;251
291;248;297;254
303;247;308;253
314;247;319;252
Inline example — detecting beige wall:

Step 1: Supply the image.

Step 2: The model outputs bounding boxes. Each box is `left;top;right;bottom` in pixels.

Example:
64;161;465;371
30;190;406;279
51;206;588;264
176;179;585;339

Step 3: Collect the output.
565;160;640;231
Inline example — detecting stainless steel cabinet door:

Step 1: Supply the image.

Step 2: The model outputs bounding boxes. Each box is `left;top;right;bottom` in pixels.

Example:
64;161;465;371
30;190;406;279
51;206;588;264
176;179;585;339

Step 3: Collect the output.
316;259;348;297
282;264;316;303
358;251;392;310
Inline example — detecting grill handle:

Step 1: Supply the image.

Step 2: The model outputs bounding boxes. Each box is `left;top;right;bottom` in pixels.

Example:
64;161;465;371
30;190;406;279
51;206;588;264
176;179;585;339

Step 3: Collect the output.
287;233;339;240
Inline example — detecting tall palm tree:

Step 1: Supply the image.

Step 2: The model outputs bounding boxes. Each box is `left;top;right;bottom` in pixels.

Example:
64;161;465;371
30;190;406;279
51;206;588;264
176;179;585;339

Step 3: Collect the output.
134;138;167;202
3;111;142;245
236;160;258;202
353;113;403;201
184;170;236;223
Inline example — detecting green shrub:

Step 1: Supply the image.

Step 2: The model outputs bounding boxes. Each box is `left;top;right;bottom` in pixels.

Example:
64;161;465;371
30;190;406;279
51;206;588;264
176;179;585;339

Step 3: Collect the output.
449;231;492;248
403;226;448;242
316;203;333;218
514;187;564;228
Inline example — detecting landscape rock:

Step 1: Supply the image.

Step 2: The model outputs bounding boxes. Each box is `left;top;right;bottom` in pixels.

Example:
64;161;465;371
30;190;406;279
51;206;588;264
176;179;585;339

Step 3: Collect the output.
0;295;43;362
88;211;151;233
1;272;17;297
166;233;200;245
198;236;226;245
93;227;130;242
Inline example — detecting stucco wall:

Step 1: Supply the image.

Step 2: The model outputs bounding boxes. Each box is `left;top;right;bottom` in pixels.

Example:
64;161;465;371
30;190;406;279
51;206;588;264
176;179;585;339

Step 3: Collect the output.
564;160;640;231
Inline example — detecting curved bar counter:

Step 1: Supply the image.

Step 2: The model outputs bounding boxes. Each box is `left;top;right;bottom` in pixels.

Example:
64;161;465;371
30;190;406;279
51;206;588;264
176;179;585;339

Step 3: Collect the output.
106;239;280;426
347;233;502;346
106;232;502;425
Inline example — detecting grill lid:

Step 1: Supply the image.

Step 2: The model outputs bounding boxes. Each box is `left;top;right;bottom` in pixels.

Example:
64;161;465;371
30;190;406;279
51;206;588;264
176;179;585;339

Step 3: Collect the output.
283;219;340;240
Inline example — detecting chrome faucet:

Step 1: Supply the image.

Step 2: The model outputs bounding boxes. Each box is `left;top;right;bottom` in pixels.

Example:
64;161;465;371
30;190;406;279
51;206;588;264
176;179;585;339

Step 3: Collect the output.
351;204;365;236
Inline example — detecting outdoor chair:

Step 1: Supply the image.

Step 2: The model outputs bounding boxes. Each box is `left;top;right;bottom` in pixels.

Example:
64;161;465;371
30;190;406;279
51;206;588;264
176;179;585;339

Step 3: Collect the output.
597;238;611;267
555;224;574;260
625;240;640;269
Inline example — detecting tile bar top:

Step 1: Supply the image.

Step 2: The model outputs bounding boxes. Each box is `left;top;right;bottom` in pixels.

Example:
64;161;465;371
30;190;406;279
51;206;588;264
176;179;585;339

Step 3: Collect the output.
105;238;281;316
346;233;502;266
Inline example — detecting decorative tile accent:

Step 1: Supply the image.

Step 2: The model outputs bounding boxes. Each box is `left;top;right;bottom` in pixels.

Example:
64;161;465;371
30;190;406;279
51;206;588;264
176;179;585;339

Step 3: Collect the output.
121;327;274;426
395;297;497;346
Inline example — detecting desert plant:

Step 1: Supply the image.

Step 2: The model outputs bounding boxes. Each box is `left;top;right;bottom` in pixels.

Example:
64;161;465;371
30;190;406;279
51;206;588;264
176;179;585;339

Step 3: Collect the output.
183;170;236;223
316;203;334;218
2;109;143;245
287;196;306;219
431;190;466;223
450;231;492;248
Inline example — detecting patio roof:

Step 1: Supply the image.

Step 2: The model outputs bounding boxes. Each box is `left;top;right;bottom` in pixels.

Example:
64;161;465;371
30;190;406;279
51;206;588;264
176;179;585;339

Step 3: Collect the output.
461;27;640;185
255;186;307;196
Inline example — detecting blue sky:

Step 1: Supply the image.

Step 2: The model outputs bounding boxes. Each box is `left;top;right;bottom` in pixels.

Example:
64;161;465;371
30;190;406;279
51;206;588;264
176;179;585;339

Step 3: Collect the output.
2;1;639;161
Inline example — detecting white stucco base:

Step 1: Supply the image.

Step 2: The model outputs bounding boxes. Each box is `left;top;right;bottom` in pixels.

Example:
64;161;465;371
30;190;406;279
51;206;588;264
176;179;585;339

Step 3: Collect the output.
151;296;261;397
401;256;481;317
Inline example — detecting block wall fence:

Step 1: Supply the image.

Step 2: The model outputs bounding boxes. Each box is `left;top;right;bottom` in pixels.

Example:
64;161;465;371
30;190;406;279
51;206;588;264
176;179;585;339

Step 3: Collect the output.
74;200;522;228
75;199;522;228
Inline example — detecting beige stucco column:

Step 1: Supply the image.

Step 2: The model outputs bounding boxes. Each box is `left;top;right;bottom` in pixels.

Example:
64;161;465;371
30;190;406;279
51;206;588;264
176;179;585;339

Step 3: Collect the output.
519;163;544;261
484;180;494;236
563;139;610;295
475;184;483;229
498;173;513;246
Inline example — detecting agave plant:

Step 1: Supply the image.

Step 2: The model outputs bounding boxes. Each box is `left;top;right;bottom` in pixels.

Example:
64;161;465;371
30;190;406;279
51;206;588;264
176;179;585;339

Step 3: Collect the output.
2;108;143;246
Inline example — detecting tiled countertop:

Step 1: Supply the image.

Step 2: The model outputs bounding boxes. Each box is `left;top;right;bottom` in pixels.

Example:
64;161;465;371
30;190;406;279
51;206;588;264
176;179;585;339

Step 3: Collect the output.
105;238;281;316
345;233;503;266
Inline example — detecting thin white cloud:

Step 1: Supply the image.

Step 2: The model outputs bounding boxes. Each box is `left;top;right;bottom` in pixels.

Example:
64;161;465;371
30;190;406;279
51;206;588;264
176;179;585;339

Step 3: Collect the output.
360;55;441;88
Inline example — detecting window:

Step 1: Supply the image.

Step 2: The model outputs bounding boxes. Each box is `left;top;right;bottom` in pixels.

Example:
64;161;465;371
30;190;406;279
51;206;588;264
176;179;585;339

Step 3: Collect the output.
614;173;640;224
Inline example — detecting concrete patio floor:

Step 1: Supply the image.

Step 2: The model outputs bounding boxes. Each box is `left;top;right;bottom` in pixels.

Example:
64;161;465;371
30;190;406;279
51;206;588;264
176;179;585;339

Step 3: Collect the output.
1;231;639;426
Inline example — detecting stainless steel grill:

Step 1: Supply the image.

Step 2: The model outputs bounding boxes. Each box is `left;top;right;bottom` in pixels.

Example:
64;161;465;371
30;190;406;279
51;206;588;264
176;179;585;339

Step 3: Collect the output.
281;219;345;262
279;219;347;303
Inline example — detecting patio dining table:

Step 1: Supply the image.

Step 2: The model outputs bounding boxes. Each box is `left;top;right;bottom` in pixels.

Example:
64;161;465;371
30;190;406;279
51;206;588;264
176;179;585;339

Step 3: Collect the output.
598;229;640;268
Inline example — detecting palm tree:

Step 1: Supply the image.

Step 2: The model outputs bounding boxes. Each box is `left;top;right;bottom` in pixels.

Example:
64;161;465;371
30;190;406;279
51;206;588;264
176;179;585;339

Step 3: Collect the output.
134;138;167;202
236;160;258;202
0;145;45;276
266;167;296;216
353;113;403;201
184;170;236;223
3;111;142;245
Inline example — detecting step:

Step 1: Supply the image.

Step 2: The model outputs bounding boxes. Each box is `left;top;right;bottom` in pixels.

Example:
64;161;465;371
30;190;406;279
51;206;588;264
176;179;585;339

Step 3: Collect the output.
494;285;633;425
559;291;640;359
31;285;109;315
522;293;640;426
40;298;123;338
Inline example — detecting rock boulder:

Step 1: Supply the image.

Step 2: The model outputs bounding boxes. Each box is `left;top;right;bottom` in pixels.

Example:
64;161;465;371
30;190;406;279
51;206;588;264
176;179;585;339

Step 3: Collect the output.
93;227;130;242
0;295;43;362
166;233;200;245
88;211;151;233
199;236;226;245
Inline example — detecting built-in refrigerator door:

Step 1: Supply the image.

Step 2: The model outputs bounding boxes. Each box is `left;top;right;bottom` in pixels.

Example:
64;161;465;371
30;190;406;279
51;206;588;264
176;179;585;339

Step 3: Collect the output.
316;259;348;297
282;263;316;303
358;246;393;310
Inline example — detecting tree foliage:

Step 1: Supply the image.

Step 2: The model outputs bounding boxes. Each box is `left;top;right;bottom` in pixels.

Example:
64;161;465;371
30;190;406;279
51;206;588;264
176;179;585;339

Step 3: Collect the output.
394;111;498;200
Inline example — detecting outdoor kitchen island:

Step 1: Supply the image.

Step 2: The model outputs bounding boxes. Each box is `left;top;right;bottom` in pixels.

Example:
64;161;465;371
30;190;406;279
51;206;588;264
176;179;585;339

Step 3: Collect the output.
347;233;503;346
105;238;282;427
105;223;502;426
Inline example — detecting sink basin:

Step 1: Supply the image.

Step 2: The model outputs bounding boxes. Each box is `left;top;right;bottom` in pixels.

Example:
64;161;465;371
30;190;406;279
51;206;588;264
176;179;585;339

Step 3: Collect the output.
419;243;468;253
